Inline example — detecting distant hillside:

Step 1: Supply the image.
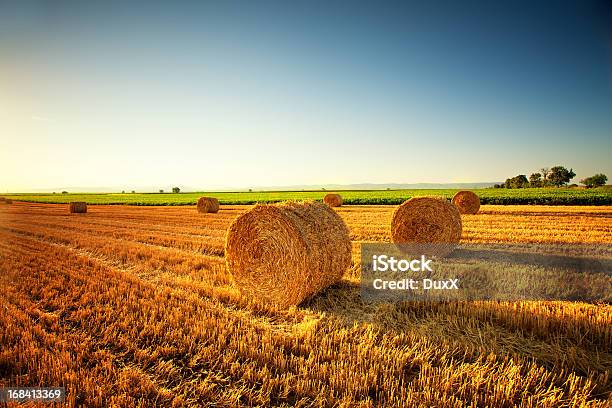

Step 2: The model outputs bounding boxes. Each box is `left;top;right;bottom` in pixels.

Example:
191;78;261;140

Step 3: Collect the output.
247;182;499;191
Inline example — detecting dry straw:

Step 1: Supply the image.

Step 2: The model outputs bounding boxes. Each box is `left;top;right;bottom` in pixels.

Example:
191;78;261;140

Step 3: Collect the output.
452;190;481;214
391;196;462;256
323;193;343;207
197;197;220;213
69;202;87;213
225;201;352;308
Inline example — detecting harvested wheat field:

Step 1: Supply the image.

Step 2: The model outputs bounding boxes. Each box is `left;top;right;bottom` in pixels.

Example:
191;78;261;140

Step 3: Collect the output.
0;202;611;407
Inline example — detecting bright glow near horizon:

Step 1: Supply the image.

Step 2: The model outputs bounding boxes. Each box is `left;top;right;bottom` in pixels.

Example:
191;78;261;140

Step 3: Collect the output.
1;1;611;192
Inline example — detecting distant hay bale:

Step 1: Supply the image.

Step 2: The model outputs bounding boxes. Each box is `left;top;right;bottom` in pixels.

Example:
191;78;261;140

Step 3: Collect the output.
391;197;462;256
197;197;219;213
4;199;12;204
323;193;343;207
452;190;481;214
225;201;352;308
0;197;5;203
69;202;87;213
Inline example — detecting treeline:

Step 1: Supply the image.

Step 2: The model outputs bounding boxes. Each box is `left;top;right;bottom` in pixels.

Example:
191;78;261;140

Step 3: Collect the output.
495;166;607;189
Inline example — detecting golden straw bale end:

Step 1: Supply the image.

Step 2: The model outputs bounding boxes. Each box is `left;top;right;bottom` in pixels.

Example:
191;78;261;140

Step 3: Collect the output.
323;193;343;207
225;201;352;308
452;190;481;214
391;196;462;256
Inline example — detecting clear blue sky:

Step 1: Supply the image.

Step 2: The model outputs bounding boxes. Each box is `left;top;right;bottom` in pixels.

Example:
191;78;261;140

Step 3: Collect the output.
1;0;611;191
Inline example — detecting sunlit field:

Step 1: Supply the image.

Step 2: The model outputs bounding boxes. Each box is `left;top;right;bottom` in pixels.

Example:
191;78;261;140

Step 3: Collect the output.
0;202;610;407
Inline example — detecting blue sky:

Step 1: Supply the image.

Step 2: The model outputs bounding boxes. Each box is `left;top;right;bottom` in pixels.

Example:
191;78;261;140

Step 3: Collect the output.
1;1;611;191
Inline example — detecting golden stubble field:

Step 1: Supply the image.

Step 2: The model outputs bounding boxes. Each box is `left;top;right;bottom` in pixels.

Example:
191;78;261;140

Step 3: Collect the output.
0;202;611;407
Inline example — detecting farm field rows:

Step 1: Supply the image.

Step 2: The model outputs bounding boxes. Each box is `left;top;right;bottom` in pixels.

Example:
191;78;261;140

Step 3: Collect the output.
4;187;612;206
0;202;611;407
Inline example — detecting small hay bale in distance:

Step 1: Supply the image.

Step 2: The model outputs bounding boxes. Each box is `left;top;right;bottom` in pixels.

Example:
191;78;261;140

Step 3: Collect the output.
4;199;12;204
391;196;462;257
69;202;87;213
197;197;219;213
225;201;352;308
452;190;481;214
323;193;343;207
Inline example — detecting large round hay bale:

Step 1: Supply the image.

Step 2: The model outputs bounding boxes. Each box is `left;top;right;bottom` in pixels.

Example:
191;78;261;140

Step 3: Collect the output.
69;202;87;213
391;196;462;256
452;190;480;214
197;197;219;213
323;193;343;207
225;201;352;308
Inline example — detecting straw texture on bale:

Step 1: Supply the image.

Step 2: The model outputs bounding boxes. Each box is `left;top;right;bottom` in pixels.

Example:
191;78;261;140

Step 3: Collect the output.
69;202;87;213
225;201;352;308
391;196;462;256
452;190;481;214
197;197;219;213
323;193;343;207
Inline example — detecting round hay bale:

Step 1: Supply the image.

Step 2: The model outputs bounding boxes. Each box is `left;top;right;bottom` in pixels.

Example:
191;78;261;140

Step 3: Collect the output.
69;202;87;213
4;199;12;204
323;193;343;207
391;196;462;257
225;201;352;308
197;197;219;213
0;197;5;203
452;190;480;214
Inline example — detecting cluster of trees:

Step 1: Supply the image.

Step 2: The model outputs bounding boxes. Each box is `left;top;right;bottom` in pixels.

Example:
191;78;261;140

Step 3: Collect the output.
580;174;608;188
158;187;181;193
495;166;607;189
